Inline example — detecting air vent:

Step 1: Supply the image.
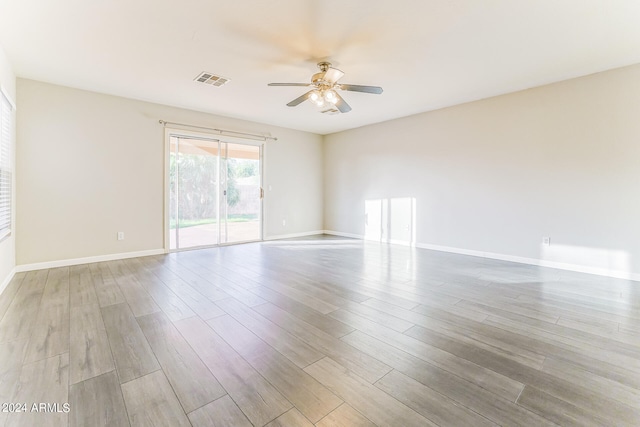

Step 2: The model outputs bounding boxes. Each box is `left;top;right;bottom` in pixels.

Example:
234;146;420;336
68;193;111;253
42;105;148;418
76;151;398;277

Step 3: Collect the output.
194;72;230;87
320;108;340;115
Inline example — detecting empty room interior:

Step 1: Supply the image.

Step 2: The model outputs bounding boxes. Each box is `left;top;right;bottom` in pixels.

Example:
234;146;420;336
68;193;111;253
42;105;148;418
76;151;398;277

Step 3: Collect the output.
1;1;640;426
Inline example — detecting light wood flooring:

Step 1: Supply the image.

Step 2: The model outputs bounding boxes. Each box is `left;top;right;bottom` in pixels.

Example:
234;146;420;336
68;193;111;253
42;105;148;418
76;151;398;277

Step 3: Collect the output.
1;235;640;426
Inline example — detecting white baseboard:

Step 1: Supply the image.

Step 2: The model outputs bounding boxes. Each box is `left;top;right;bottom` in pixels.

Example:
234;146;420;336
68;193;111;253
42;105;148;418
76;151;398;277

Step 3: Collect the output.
323;229;640;282
0;267;16;297
264;230;326;241
321;230;364;239
415;242;640;281
15;249;166;273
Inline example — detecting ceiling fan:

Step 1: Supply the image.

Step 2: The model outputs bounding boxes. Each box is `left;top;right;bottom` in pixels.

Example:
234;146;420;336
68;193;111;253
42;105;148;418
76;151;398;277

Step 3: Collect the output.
268;62;383;113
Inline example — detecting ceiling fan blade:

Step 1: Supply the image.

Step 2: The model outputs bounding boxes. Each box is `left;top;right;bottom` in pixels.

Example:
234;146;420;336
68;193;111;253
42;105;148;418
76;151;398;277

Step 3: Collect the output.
323;67;344;84
334;93;352;113
339;84;383;94
286;90;314;107
268;83;311;87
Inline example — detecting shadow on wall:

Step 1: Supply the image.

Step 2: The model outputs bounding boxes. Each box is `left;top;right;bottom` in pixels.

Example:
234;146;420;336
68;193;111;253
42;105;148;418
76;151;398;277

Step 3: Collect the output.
365;198;417;246
540;243;632;278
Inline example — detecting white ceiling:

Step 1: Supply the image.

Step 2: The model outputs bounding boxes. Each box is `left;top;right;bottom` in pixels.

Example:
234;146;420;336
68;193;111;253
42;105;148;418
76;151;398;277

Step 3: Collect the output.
1;0;640;135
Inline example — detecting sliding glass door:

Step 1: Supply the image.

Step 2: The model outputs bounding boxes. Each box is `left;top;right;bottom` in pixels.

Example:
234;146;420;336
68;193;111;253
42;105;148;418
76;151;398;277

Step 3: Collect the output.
220;143;262;244
169;134;262;250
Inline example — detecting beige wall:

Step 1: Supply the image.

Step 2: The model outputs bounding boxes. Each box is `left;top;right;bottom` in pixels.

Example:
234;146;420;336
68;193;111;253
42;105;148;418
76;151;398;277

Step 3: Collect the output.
16;79;323;266
0;43;16;287
324;64;640;279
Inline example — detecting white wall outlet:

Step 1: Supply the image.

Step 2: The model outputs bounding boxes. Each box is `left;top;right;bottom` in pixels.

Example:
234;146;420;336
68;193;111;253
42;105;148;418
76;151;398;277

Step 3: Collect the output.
542;236;550;246
282;219;286;226
117;232;125;241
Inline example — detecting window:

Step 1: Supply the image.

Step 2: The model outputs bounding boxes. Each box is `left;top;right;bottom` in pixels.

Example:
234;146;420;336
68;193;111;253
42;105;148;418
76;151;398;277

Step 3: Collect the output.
0;88;14;241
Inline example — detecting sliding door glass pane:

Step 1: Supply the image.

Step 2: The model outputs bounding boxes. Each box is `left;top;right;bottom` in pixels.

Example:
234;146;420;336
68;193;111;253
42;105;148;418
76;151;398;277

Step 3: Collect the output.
170;136;219;249
222;143;261;243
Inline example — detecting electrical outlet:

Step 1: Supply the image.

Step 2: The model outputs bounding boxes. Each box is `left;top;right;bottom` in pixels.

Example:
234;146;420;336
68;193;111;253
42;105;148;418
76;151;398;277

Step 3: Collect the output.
117;232;125;241
282;219;286;226
542;236;550;246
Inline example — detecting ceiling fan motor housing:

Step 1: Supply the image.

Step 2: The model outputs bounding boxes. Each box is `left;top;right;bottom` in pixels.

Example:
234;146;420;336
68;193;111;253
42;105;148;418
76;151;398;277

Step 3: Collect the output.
312;72;326;84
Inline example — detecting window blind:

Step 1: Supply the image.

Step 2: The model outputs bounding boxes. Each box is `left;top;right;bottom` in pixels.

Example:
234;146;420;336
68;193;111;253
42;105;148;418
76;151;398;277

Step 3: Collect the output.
0;89;13;240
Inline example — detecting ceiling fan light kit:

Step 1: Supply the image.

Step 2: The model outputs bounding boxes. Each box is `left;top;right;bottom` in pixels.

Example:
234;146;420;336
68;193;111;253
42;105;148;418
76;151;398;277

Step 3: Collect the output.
268;62;383;114
309;89;338;107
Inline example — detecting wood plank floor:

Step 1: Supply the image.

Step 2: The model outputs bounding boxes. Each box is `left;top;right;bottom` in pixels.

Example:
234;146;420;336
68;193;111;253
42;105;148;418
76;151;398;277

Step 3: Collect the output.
1;235;640;426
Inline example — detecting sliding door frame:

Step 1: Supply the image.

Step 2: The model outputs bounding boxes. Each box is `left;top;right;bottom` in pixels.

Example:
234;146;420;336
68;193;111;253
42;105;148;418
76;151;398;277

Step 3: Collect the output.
163;127;264;252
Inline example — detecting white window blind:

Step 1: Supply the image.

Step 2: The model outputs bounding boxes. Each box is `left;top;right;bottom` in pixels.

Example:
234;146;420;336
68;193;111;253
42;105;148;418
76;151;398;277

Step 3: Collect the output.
0;89;13;240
